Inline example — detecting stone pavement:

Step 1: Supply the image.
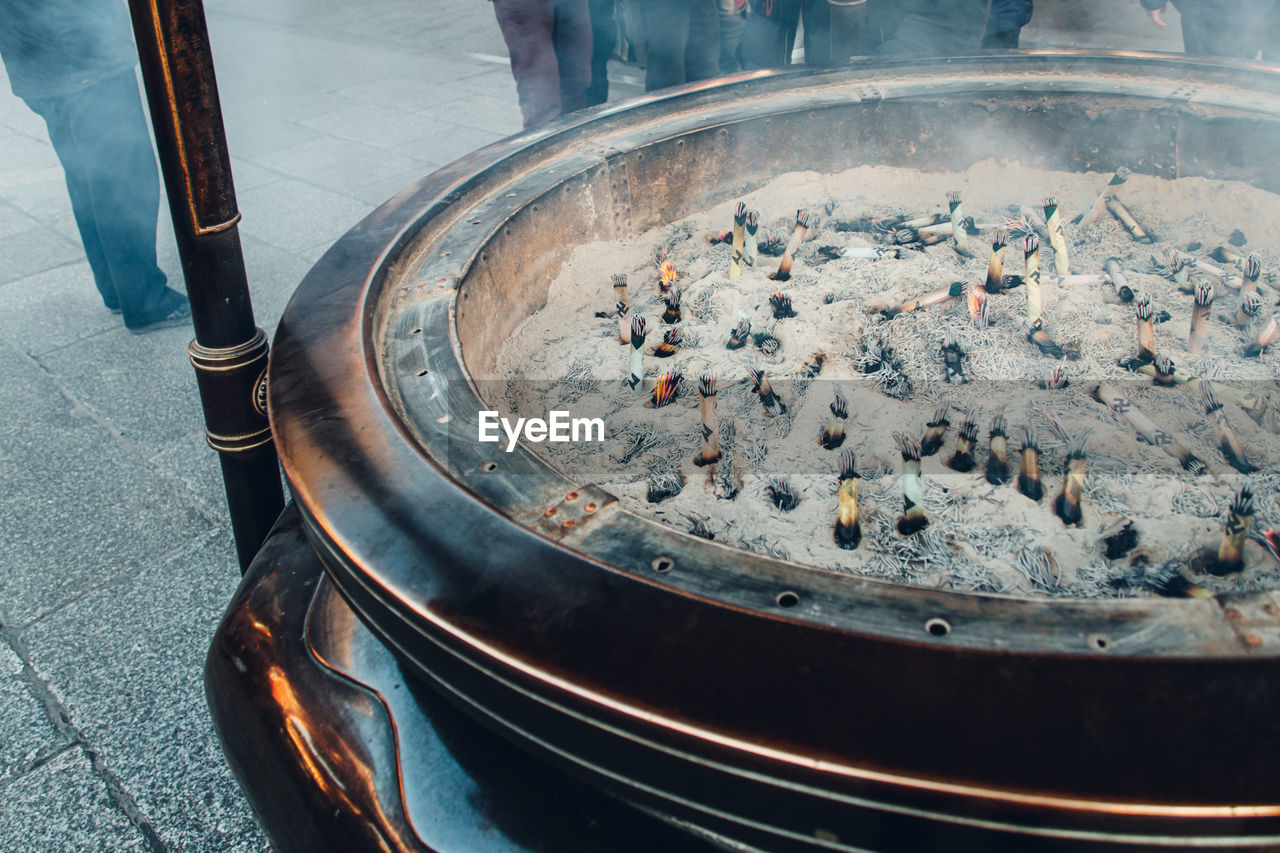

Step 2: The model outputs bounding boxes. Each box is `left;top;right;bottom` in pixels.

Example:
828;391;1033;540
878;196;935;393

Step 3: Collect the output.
0;2;1180;851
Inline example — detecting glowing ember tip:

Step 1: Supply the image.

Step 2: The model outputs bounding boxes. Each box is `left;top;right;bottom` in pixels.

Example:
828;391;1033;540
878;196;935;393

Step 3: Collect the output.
651;372;681;408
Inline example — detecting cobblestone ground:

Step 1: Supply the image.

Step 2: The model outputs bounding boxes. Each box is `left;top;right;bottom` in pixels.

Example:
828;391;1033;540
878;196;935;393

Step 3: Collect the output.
0;2;1179;850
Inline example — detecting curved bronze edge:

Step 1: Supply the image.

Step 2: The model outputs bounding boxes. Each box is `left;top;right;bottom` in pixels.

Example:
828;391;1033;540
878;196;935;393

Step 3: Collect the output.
207;504;721;853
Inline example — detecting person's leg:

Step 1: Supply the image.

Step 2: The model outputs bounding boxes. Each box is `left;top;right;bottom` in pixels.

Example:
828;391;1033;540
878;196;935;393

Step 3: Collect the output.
684;0;721;83
642;0;692;90
981;29;1021;48
585;0;616;105
493;0;562;127
553;0;593;115
801;0;832;66
740;0;794;69
718;0;748;74
25;95;121;311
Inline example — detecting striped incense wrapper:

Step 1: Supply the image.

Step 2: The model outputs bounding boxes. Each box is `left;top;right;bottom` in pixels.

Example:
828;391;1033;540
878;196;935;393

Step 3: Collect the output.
1043;196;1070;275
730;202;746;278
695;372;720;465
1085;166;1131;224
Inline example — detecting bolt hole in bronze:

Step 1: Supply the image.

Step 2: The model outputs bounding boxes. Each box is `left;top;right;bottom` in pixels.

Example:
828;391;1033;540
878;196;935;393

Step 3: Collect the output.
211;55;1280;853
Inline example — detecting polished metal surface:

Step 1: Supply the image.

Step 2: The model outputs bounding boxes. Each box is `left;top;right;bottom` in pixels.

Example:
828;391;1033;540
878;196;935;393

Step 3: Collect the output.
265;55;1280;849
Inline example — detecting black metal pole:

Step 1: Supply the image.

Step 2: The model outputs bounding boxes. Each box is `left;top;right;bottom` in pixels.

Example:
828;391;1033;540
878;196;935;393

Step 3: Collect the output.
126;0;284;571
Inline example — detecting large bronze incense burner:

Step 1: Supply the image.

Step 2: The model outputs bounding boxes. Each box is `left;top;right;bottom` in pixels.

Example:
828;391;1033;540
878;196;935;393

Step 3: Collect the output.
216;54;1280;851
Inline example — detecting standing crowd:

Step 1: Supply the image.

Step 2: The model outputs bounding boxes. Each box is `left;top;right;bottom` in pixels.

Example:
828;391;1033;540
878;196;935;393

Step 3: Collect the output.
491;0;1280;130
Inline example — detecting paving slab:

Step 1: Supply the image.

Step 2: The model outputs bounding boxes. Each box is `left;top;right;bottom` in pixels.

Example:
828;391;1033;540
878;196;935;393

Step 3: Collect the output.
235;177;374;256
22;529;268;853
0;226;83;286
0;747;150;852
0;262;121;355
0;642;68;785
391;122;505;169
250;135;421;195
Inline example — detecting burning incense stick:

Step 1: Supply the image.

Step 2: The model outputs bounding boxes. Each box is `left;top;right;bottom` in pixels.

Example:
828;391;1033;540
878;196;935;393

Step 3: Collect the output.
744;210;759;267
770;210;811;282
769;291;796;319
1045;363;1069;390
1241;254;1262;297
747;367;786;417
968;284;989;327
985;413;1010;485
1201;383;1255;474
767;477;799;511
627;316;647;392
1022;320;1065;359
654;328;681;358
1085;166;1131;224
1102;258;1134;302
1245;310;1279;358
941;332;967;384
947;190;973;257
1043;196;1070;275
1092;382;1206;473
1135;293;1155;363
1023;235;1042;328
834;449;861;549
1189;281;1213;355
730;202;746;279
651;371;681;408
657;254;677;293
727;316;750;350
1152;354;1176;387
920;405;949;457
893;433;928;535
1053;434;1088;526
662;287;683;324
1017;424;1044;502
946;412;978;472
1234;292;1262;329
696;372;720;465
880;281;963;320
1213;486;1254;574
986;229;1008;291
821;391;848;449
1106;198;1154;243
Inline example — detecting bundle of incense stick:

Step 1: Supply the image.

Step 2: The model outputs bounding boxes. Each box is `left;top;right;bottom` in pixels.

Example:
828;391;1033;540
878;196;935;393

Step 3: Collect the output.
985;413;1010;485
941;333;966;384
1044;363;1068;390
893;433;928;535
612;272;629;310
770;210;811;281
1189;281;1213;355
627;316;646;392
1234;292;1262;329
1240;255;1262;296
946;412;978;472
726;316;750;350
1211;486;1254;574
654;328;681;358
1023;234;1042;328
616;300;630;344
1023;320;1065;359
920;406;949;456
1053;434;1088;526
662;287;682;324
1102;258;1134;302
1043;196;1070;275
947;190;973;257
821;391;848;449
1084;166;1131;224
1092;382;1206;473
1049;273;1109;288
767;477;799;511
730;202;746;278
1125;365;1266;419
1152;354;1176;387
1134;293;1156;363
769;291;796;318
817;244;901;260
747;367;786;417
744;210;759;267
696;372;720;465
1107;197;1153;243
651;371;681;408
834;449;861;549
1245;310;1279;358
968;283;989;327
985;229;1008;291
880;281;962;319
1201;383;1255;474
1016;424;1044;501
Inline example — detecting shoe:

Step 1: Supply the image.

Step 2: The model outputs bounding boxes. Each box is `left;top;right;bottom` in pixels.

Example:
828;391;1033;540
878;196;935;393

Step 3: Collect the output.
126;289;191;334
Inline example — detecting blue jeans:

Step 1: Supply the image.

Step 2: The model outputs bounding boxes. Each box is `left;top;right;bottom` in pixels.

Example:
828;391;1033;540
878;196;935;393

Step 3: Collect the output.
26;69;170;327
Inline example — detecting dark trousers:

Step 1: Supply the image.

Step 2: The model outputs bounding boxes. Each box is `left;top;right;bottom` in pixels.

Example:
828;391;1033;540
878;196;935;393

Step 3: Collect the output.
641;0;720;91
25;69;169;327
740;0;829;70
493;0;592;128
586;0;616;106
1173;0;1275;58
